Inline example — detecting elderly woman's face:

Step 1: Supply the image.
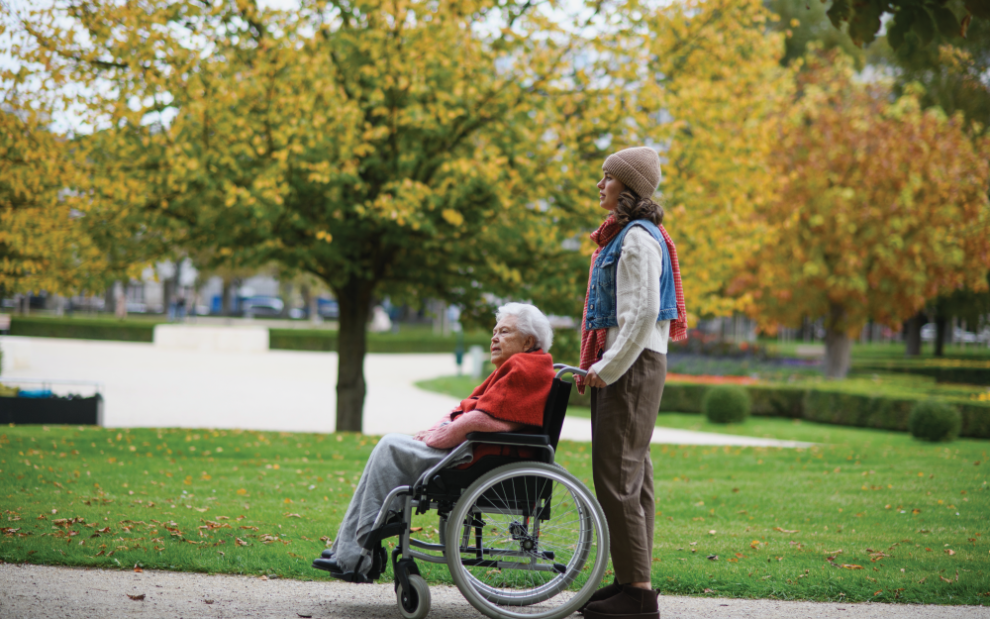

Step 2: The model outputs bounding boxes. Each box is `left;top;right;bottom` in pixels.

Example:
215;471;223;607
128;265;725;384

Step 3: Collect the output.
490;315;536;369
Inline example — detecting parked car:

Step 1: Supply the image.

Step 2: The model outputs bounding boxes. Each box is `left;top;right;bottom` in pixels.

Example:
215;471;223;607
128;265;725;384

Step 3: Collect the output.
241;296;284;318
919;323;979;344
317;298;339;319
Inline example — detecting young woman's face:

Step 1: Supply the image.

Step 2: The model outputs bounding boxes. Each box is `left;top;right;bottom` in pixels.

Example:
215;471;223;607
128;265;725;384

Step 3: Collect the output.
597;173;625;212
490;315;536;369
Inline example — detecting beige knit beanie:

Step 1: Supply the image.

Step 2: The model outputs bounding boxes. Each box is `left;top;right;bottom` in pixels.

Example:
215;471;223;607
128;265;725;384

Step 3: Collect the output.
602;146;662;199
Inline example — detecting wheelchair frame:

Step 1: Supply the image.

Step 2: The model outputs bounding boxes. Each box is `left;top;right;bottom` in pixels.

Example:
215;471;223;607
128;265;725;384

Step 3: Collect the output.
345;364;610;619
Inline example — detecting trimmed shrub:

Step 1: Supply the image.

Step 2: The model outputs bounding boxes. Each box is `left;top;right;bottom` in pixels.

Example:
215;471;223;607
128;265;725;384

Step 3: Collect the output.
702;385;751;424
909;401;962;442
11;317;155;342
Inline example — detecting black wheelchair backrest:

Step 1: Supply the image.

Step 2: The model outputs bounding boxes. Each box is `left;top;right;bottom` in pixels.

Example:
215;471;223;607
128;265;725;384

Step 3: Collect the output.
541;378;572;452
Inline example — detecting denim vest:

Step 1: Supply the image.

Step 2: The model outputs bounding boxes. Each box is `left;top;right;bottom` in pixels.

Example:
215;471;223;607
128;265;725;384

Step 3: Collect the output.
585;220;678;330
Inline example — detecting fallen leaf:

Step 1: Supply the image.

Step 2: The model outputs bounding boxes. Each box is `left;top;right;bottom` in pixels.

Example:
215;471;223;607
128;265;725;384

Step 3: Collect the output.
773;527;799;533
708;530;717;535
126;594;145;601
703;588;715;593
133;566;143;573
824;549;843;555
235;538;249;546
204;599;215;604
707;555;719;561
840;564;863;570
284;513;302;518
735;553;744;558
410;527;423;532
939;575;953;583
945;549;956;556
750;540;761;549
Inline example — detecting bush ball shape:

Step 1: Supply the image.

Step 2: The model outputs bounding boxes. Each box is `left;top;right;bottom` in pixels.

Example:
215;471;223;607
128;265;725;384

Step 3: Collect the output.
909;400;962;442
702;385;752;424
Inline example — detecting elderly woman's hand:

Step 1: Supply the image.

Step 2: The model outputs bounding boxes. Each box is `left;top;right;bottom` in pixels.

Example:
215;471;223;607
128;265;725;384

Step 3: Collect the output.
585;369;607;389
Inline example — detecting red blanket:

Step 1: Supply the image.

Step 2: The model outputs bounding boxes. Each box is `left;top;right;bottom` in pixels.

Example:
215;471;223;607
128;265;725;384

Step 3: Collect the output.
454;349;554;428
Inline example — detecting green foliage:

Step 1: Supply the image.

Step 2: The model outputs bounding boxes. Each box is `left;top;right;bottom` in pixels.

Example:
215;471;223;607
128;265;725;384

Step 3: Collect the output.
2;424;989;603
702;385;752;424
816;0;985;50
765;0;866;67
909;400;963;442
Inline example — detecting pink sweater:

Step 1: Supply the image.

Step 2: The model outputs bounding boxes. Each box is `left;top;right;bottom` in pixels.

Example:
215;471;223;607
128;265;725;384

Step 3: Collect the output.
420;410;523;450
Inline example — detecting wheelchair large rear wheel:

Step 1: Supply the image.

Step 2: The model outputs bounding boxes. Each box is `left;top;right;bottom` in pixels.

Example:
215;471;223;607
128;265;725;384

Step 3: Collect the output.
445;461;609;619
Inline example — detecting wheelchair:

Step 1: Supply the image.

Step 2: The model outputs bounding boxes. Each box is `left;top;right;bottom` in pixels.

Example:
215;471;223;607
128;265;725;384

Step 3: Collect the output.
342;365;609;619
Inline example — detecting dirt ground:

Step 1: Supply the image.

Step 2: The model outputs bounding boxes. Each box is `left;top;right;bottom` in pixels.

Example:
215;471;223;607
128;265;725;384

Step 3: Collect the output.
1;563;987;619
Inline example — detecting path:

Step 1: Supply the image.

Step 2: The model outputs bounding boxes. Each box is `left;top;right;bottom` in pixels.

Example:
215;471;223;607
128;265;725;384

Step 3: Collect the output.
1;564;984;619
0;336;810;447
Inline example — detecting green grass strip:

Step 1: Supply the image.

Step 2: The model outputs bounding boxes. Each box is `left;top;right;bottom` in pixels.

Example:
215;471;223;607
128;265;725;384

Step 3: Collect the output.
1;424;988;604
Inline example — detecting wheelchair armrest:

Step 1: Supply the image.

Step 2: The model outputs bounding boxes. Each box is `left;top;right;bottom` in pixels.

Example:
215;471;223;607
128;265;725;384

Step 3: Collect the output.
466;432;550;447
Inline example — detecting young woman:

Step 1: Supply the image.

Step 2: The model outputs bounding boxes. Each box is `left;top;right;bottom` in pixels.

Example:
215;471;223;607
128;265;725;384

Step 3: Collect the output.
577;147;687;619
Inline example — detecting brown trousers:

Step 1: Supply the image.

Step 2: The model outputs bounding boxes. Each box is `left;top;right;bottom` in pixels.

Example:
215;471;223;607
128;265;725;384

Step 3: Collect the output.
590;349;666;584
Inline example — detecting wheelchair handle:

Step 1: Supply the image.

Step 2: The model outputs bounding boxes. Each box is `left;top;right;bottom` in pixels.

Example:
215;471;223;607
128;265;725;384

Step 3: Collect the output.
553;364;587;379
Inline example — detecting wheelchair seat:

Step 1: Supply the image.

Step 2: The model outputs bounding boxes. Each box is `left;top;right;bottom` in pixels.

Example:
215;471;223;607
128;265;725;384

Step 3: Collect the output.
424;373;572;503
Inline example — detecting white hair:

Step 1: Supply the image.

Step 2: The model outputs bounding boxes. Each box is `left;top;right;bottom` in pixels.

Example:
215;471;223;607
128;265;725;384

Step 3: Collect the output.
495;302;554;352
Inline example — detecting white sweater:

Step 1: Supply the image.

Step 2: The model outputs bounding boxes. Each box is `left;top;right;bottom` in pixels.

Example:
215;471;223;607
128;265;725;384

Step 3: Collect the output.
590;227;670;385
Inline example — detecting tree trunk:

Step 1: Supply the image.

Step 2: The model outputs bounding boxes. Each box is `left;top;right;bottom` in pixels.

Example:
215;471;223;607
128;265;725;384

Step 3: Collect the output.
823;303;851;379
222;277;233;316
934;314;948;357
904;310;925;357
105;284;117;316
335;278;374;433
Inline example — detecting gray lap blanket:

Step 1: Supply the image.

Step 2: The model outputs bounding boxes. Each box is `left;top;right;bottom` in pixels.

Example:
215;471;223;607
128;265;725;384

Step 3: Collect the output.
330;433;472;575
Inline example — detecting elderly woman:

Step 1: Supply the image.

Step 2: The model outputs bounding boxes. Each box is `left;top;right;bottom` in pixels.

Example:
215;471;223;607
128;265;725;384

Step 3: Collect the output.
312;302;555;581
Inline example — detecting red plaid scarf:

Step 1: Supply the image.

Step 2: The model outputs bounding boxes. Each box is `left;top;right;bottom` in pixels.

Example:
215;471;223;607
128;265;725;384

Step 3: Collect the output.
577;215;688;394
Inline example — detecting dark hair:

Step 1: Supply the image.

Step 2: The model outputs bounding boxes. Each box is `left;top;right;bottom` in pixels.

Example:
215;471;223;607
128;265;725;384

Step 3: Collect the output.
614;189;664;227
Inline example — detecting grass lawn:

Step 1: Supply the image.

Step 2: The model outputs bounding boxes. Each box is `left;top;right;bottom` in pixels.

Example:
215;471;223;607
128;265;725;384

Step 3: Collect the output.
1;423;988;605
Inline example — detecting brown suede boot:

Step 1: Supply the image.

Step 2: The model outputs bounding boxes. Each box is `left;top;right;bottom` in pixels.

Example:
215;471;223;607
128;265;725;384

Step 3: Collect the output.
578;578;623;614
583;584;660;619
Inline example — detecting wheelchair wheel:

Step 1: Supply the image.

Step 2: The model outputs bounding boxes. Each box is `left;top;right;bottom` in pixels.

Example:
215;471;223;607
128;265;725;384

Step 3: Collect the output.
445;461;609;619
396;573;431;619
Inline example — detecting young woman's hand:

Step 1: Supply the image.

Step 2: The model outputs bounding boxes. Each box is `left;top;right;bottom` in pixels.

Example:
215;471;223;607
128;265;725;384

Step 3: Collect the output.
585;369;607;389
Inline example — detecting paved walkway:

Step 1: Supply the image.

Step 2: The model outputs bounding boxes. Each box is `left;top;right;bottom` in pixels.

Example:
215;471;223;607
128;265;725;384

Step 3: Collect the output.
0;337;809;447
2;564;984;619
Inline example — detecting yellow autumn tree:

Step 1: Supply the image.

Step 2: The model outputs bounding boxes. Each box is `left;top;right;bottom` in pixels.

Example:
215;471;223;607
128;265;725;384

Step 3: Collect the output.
9;0;628;430
737;54;990;377
636;0;794;319
0;96;107;296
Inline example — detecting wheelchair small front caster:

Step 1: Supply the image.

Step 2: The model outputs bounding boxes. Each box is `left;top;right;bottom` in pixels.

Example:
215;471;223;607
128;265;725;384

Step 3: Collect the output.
396;573;431;619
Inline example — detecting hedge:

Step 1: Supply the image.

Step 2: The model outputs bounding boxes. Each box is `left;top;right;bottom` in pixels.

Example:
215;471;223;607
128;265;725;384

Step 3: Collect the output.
269;329;493;353
570;381;990;439
9;317;155;342
5;317;494;354
852;365;990;387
